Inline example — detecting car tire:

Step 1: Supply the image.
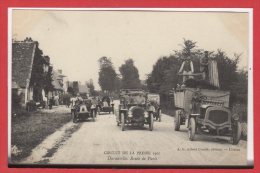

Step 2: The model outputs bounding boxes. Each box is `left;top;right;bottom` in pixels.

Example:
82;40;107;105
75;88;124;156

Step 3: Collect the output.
174;110;181;131
121;113;125;131
232;121;242;145
158;109;162;122
188;117;196;141
149;113;154;131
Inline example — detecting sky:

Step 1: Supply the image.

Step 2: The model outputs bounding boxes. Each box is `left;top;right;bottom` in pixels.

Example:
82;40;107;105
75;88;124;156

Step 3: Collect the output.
12;10;249;89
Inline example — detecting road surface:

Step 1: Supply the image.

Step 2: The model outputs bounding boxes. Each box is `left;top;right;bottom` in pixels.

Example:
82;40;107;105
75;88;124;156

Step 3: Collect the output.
21;103;248;166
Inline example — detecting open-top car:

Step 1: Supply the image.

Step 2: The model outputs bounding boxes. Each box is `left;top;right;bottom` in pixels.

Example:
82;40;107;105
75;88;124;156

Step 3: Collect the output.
147;93;161;122
116;89;155;131
96;96;114;114
173;86;241;145
71;99;96;123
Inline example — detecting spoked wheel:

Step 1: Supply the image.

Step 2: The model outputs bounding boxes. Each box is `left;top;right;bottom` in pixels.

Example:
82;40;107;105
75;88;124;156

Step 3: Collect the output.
188;117;196;141
232;121;241;145
174;110;181;131
149;113;154;131
121;113;125;131
158;109;162;122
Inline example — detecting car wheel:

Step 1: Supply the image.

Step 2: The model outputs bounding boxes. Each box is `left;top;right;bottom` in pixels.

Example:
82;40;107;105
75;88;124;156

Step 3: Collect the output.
121;113;125;131
174;110;181;131
232;121;241;145
149;113;154;131
158;109;162;122
188;117;196;141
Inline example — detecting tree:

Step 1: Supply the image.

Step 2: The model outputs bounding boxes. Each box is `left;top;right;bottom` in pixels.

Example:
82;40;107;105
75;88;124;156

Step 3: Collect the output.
114;75;122;92
72;81;79;95
213;49;239;90
30;44;55;102
67;86;74;96
147;56;182;94
30;46;44;102
147;39;246;109
44;61;54;93
119;59;141;89
98;57;117;92
229;69;248;104
86;80;95;96
147;39;200;94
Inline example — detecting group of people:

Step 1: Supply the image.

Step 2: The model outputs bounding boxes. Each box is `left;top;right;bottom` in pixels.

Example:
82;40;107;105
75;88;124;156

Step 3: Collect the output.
41;94;60;109
178;51;219;88
70;94;113;109
122;94;146;105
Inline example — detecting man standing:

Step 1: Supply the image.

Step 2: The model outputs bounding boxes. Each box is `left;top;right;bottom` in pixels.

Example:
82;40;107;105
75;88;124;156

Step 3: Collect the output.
178;55;194;82
200;51;209;80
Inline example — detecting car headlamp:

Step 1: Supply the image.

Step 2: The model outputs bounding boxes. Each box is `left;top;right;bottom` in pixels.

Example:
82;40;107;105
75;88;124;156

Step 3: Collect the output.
233;114;239;121
128;111;133;117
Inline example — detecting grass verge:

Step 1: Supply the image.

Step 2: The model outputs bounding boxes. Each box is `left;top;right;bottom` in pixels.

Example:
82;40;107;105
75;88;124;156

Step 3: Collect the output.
11;106;71;163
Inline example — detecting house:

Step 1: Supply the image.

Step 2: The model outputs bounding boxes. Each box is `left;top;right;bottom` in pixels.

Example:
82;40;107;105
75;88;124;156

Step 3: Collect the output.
66;81;90;98
12;38;51;106
51;70;66;105
52;69;65;95
78;84;90;98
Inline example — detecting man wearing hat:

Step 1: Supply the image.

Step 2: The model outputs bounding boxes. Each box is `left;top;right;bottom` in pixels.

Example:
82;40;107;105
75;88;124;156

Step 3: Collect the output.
200;51;209;80
178;55;194;82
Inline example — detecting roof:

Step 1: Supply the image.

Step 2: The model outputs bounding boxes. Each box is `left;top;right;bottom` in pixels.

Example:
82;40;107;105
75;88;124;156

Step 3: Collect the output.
12;41;37;88
79;85;89;94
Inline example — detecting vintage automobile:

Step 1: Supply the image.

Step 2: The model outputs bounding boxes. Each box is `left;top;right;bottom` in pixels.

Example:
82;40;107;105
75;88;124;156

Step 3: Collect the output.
96;96;114;114
71;99;96;123
116;89;154;131
147;93;162;122
173;87;241;145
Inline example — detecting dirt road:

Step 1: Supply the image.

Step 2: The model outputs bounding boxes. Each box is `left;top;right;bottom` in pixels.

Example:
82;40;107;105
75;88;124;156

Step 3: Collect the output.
20;102;248;166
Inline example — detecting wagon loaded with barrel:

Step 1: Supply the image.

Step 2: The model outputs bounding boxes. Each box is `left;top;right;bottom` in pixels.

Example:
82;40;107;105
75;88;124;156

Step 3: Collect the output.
172;52;241;144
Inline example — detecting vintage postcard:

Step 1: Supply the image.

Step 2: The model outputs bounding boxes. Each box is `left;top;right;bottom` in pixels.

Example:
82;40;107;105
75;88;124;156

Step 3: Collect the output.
8;8;253;167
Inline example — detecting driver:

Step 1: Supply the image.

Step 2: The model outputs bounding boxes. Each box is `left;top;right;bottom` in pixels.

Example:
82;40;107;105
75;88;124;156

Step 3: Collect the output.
92;96;98;106
191;87;202;114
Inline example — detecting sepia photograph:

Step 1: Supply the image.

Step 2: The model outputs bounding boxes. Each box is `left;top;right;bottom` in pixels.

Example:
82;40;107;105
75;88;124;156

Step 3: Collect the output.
9;8;252;167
